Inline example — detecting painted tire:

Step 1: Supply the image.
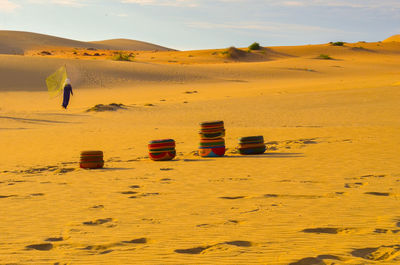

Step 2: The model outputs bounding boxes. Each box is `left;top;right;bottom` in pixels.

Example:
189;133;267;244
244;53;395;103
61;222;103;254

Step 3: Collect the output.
200;138;225;142
80;161;104;169
200;120;224;127
80;150;104;168
199;131;225;139
238;146;266;155
199;141;225;147
199;128;225;133
149;147;176;152
149;139;175;144
80;156;104;162
238;143;266;149
81;150;103;156
239;136;264;143
199;146;226;157
148;142;176;148
149;151;176;161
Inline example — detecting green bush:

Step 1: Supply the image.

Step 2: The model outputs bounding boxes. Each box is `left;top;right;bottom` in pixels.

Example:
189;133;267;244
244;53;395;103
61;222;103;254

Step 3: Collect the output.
318;54;333;60
248;42;261;50
112;52;134;61
330;41;345;46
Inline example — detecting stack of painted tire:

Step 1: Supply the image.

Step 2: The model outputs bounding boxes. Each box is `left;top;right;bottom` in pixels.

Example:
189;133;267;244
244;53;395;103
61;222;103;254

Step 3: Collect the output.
148;139;176;161
80;151;104;169
199;121;226;157
237;136;266;155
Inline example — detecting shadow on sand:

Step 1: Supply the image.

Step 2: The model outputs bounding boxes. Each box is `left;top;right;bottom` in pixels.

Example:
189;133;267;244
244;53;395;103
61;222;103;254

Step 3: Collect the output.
0;115;70;124
225;152;304;158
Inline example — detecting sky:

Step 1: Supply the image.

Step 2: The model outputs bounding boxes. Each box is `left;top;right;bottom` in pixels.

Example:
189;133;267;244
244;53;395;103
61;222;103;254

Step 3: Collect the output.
0;0;399;50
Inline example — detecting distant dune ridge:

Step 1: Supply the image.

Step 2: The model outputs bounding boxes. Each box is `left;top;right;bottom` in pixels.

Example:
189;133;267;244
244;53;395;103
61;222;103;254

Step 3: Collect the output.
383;34;400;42
0;30;173;55
89;38;175;51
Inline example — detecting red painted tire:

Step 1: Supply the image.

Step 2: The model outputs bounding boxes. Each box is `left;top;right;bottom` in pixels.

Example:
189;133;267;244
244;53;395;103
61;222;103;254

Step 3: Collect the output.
80;161;104;169
149;151;176;161
198;146;226;157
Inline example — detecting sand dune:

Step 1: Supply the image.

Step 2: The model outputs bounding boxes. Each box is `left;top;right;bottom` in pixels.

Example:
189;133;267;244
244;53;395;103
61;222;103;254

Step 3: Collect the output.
1;39;399;93
0;33;400;264
90;38;174;51
383;34;400;42
0;30;172;55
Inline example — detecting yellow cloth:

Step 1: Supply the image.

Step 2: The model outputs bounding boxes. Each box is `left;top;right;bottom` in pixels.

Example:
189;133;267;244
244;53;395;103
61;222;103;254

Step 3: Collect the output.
46;66;67;97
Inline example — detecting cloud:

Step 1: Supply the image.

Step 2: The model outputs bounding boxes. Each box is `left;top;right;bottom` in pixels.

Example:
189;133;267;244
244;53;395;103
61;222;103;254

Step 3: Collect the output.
267;0;400;9
28;0;86;7
0;0;20;12
52;0;85;6
187;21;347;34
121;0;198;7
283;1;305;6
116;0;400;9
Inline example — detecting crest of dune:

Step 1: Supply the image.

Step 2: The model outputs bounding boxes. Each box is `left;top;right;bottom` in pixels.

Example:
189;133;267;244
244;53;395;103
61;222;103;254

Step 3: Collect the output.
382;34;400;42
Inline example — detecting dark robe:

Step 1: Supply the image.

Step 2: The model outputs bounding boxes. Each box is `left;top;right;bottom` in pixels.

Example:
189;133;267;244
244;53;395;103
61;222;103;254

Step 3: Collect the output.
62;84;73;109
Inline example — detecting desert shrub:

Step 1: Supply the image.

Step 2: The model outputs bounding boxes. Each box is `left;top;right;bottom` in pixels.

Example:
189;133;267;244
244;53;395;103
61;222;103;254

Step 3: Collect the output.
86;103;127;112
330;41;345;46
248;42;261;50
112;52;134;61
318;54;333;60
222;46;247;60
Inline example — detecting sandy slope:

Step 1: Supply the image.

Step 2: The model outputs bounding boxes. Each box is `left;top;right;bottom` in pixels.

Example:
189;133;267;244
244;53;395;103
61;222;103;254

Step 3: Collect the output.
90;39;175;51
0;38;400;264
0;30;172;55
383;34;400;42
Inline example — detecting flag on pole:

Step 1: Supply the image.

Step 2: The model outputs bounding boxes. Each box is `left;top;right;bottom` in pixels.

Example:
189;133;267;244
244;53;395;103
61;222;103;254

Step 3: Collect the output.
46;66;67;97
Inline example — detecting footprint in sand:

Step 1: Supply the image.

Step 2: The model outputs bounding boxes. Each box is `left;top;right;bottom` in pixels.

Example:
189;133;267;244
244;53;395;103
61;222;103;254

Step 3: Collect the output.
83;238;148;255
129;193;160;199
175;246;211;254
197;220;242;228
360;174;386;179
82;218;116;227
0;195;17;199
160;168;174;171
364;192;391;196
302;227;360;234
25;243;53;251
351;245;400;261
45;237;64;242
219;196;247;200
174;240;253;255
264;194;324;199
54;168;75;175
289;255;343;265
344;182;364;188
122;238;147;244
30;193;45;197
160;178;173;183
90;205;104;209
120;191;138;195
374;228;400;234
83;243;122;254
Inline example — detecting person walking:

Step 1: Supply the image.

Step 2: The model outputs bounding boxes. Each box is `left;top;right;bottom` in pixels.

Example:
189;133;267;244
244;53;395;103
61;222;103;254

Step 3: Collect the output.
62;78;73;109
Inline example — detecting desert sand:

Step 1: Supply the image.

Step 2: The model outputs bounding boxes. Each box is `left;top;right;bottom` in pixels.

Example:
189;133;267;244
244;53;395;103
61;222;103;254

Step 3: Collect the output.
1;31;400;264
